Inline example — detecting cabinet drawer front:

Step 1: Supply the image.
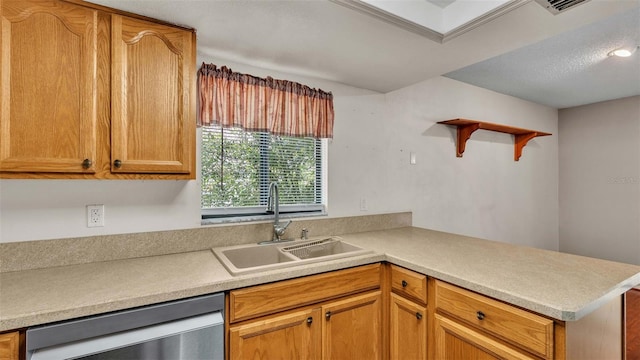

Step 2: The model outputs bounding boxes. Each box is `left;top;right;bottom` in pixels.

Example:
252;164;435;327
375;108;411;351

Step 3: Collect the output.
435;280;554;359
230;264;381;323
390;265;427;304
435;314;539;360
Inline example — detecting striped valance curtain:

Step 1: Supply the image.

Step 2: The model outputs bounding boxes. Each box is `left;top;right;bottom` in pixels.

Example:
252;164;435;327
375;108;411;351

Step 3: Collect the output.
197;64;334;138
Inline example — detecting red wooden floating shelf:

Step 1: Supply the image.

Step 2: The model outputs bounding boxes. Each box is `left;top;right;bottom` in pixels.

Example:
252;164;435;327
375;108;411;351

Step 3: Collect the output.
437;119;552;161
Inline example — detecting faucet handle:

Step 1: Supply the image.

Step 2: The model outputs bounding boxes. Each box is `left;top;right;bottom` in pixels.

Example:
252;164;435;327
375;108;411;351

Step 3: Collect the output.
274;220;292;237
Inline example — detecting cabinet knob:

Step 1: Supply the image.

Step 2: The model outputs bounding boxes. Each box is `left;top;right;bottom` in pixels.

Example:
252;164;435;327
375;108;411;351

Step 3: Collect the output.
325;311;332;320
401;280;408;288
416;312;423;320
476;311;485;320
82;159;92;169
307;317;313;324
114;159;122;168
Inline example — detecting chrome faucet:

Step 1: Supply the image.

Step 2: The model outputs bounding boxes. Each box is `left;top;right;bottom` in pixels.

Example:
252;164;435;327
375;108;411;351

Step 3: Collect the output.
266;182;291;241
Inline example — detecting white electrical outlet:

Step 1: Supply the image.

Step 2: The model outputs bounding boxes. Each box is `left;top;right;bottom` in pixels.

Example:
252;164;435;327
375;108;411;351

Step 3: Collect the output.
87;205;105;227
360;198;367;211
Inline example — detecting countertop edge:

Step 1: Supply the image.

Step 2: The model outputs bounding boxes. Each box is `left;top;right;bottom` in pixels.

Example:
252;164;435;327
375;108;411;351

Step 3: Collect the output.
386;254;640;321
2;227;640;331
0;252;387;332
569;272;640;321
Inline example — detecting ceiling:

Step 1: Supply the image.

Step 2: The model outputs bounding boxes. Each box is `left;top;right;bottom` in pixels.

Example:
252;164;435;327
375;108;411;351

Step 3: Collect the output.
428;0;457;9
445;6;640;108
343;0;517;36
90;0;640;109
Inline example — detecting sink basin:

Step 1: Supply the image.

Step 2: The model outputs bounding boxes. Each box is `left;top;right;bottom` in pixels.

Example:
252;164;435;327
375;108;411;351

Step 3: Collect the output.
221;245;297;269
213;237;372;275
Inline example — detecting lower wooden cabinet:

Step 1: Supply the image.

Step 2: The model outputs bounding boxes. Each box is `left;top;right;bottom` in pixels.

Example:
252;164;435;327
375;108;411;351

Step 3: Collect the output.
323;291;382;360
227;264;383;360
390;293;427;360
388;264;429;360
432;279;626;360
434;280;554;359
229;307;321;360
226;263;624;360
434;314;539;360
228;291;382;360
0;331;20;360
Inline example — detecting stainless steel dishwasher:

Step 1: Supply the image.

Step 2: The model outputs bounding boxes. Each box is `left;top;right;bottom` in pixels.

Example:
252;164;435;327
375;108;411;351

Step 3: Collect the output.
26;293;224;360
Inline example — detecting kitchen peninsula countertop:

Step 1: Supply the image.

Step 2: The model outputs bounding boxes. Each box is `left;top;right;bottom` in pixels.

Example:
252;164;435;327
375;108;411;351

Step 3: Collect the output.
2;226;640;332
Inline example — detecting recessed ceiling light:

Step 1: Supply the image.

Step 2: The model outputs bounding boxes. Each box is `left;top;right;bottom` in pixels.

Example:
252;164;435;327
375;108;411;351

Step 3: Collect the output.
608;46;638;57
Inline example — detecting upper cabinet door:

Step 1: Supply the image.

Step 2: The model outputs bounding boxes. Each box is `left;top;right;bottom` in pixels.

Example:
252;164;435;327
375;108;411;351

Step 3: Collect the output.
110;15;194;175
0;0;98;173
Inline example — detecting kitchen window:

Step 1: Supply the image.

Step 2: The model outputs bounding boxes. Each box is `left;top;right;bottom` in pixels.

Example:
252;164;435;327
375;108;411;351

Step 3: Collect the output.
201;126;326;222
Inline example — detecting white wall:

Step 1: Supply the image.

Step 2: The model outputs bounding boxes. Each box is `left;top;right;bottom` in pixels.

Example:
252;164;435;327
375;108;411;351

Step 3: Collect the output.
0;58;378;243
559;96;640;265
0;59;559;250
397;78;558;249
0;179;202;242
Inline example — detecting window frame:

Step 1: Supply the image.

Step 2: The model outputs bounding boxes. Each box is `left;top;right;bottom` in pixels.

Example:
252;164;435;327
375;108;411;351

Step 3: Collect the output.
200;127;328;224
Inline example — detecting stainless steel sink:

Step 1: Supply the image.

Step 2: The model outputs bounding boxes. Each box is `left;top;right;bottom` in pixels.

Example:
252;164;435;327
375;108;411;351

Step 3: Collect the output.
213;237;372;275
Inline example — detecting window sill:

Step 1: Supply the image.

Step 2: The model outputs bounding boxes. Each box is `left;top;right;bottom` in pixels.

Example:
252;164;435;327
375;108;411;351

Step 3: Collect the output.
201;211;327;226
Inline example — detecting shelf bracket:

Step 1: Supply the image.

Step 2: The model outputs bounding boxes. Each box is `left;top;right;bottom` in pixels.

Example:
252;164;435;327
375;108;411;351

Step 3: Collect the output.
514;132;538;161
456;123;480;157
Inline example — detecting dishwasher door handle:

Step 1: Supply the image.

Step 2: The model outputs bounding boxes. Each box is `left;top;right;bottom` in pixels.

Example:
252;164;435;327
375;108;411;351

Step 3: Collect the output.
29;312;223;360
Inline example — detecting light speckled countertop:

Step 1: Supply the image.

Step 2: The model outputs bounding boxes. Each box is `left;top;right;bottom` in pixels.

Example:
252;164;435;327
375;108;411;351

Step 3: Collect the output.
341;227;640;321
2;226;640;332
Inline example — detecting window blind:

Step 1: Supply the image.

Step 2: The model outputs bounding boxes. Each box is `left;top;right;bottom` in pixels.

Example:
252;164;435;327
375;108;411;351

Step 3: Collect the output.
201;126;323;217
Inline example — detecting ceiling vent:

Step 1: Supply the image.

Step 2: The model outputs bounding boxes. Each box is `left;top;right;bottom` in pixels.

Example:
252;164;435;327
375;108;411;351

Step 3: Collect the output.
534;0;591;14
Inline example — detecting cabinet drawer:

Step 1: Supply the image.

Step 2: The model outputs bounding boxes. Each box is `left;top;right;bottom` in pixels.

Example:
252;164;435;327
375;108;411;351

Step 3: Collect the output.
390;265;427;304
434;280;554;359
230;264;381;323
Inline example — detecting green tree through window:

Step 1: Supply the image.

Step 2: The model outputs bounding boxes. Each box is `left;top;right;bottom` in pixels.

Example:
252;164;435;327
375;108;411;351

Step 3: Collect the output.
202;126;323;216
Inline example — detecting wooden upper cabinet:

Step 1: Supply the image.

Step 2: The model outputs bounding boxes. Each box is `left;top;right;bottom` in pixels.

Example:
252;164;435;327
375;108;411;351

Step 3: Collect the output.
110;15;194;175
0;0;98;173
0;1;195;179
